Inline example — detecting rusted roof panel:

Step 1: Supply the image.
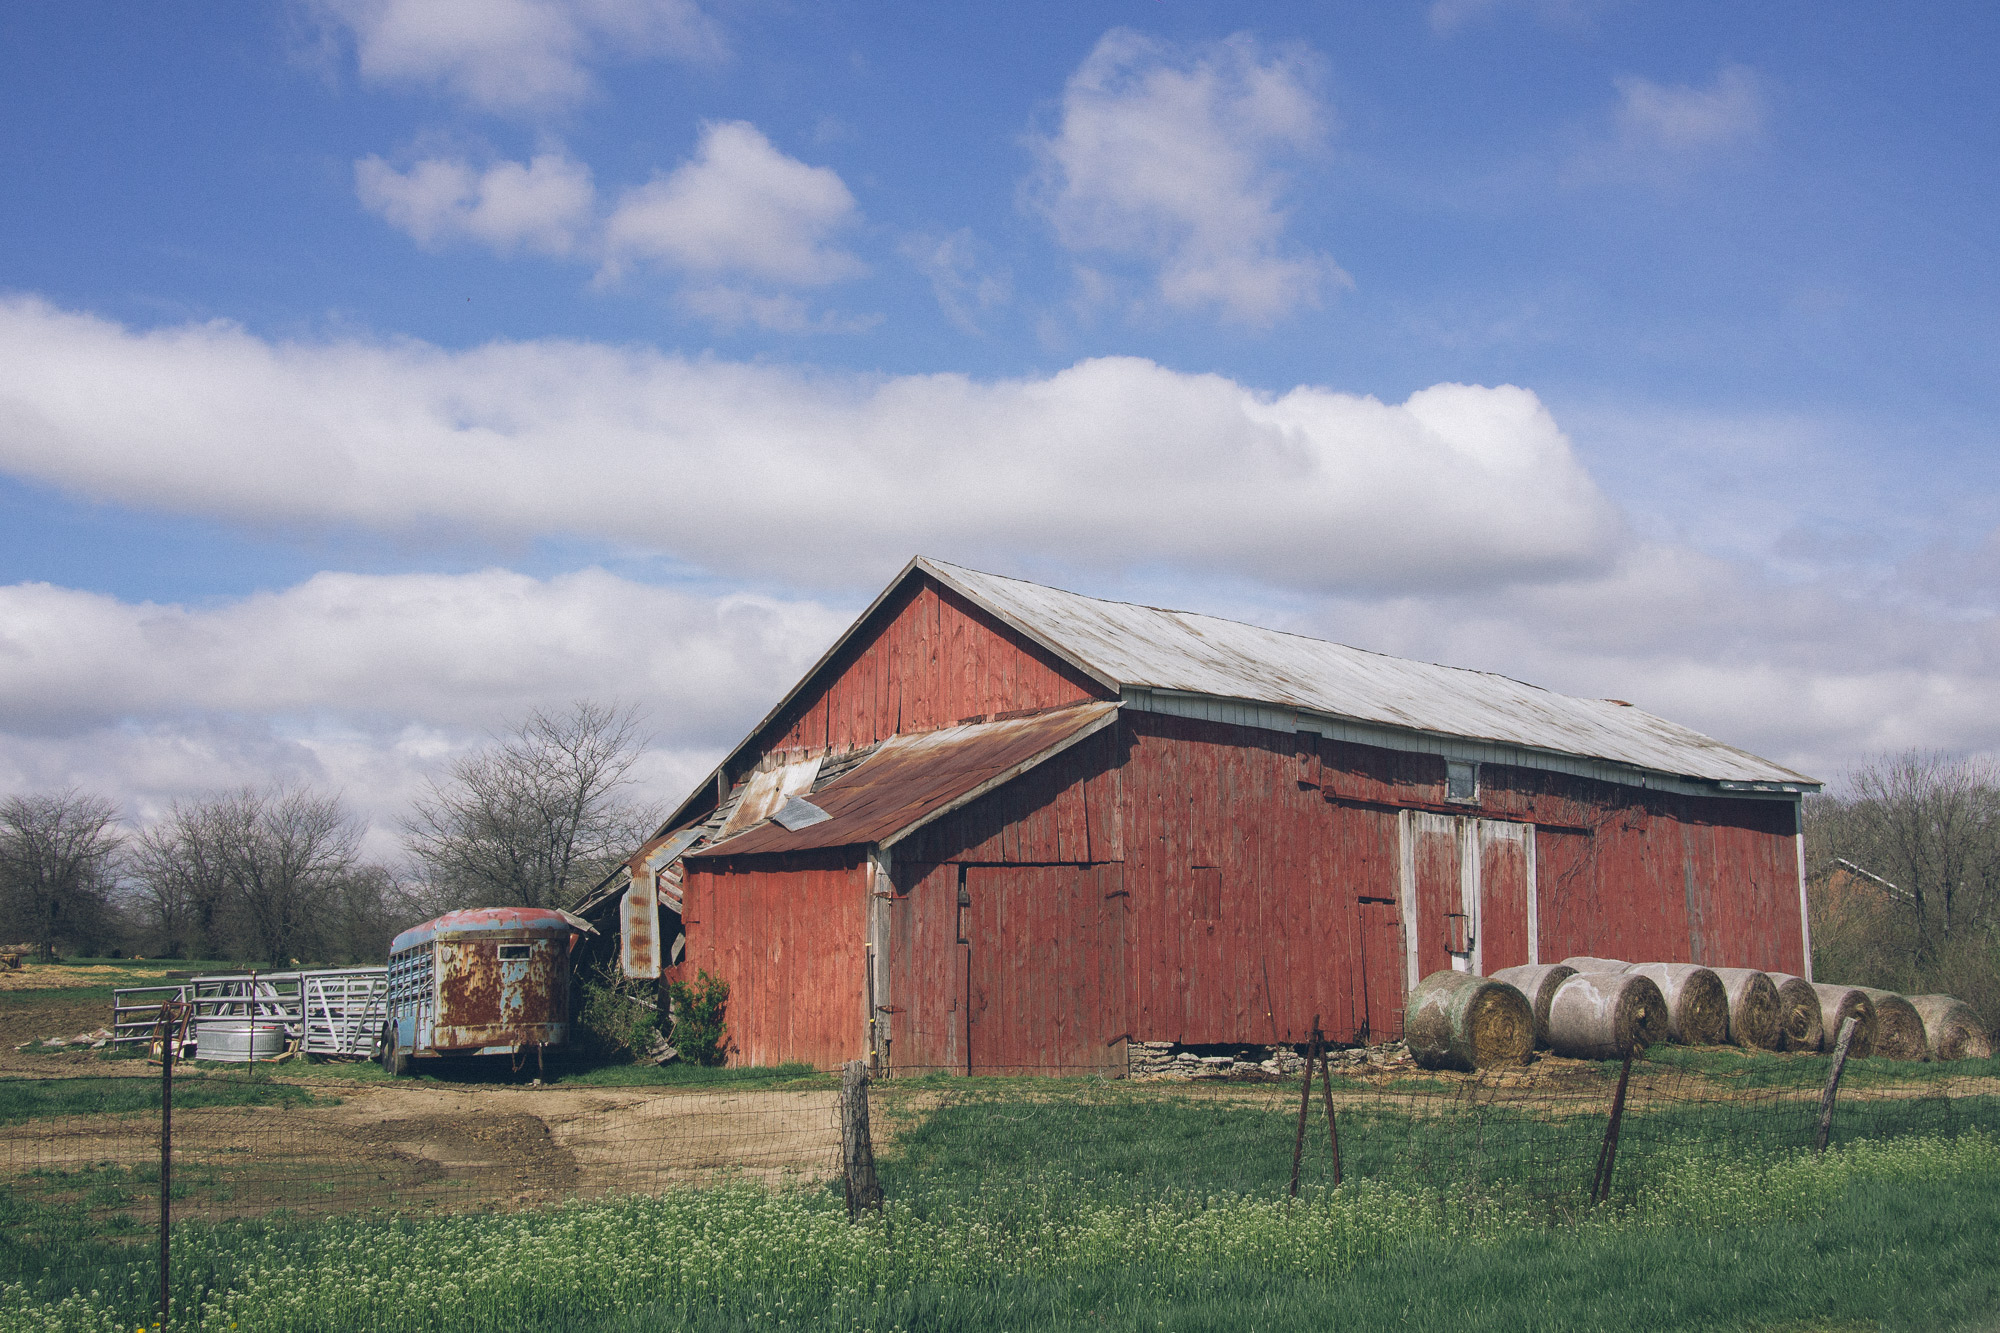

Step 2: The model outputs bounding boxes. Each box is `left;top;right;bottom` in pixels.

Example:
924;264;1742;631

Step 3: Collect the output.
920;558;1817;788
691;701;1120;856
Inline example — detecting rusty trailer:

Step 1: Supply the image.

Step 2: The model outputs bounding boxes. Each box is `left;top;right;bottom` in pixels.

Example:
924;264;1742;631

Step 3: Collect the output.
381;907;576;1074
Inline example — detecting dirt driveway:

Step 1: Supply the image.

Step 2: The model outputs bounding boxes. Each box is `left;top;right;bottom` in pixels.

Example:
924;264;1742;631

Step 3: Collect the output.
0;1080;847;1219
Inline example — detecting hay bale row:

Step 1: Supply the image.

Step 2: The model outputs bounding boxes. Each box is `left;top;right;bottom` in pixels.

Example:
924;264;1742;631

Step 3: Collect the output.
1410;964;1989;1064
1406;970;1534;1071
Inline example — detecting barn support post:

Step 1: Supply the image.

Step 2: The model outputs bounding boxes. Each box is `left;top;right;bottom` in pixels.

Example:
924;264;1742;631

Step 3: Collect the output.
1815;1016;1858;1153
841;1060;883;1218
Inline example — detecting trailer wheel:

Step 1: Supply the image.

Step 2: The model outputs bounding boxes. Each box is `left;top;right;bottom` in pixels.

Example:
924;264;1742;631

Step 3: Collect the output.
380;1023;411;1077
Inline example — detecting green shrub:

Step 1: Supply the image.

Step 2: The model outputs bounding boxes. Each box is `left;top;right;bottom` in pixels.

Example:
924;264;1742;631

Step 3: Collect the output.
576;960;657;1062
666;970;729;1066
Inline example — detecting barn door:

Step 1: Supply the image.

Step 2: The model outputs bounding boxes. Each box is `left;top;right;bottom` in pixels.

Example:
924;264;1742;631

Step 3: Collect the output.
1354;897;1405;1043
964;864;1126;1075
1476;821;1534;972
1405;813;1536;983
1408;812;1466;981
884;860;963;1073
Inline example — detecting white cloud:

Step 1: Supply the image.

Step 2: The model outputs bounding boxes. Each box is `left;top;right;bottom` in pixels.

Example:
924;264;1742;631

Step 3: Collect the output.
1613;64;1764;155
674;286;881;335
0;297;1620;596
355;152;595;254
601;122;865;286
900;230;1011;335
1027;29;1346;326
309;0;724;115
0;569;847;851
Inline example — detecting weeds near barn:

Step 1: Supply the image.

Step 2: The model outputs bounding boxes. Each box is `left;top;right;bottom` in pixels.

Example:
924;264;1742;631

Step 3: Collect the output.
5;1130;1998;1332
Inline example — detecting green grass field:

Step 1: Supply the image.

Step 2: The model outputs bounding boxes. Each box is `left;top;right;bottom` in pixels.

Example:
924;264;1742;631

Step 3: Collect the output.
1;1067;1996;1333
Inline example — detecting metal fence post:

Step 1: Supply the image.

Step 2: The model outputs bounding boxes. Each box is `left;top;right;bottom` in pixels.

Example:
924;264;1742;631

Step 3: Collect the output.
1589;1046;1634;1206
841;1059;882;1218
1313;1021;1342;1188
1815;1016;1858;1153
157;998;186;1329
1289;1015;1320;1199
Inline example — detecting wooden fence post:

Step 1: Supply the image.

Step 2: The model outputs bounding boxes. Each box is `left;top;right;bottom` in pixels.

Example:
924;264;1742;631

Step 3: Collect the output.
841;1059;882;1218
1815;1016;1858;1153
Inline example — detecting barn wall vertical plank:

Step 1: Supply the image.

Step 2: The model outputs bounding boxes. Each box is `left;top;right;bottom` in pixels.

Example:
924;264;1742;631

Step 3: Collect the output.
679;852;865;1068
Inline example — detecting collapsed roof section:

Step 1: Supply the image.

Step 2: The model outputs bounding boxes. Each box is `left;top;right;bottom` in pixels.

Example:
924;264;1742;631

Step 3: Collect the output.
689;700;1119;858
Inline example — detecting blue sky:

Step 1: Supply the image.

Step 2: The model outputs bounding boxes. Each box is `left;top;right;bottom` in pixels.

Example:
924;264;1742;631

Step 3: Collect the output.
2;1;1998;851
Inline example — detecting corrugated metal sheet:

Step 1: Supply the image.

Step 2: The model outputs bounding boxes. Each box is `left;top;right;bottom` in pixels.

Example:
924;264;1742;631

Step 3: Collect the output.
691;701;1120;857
918;558;1817;788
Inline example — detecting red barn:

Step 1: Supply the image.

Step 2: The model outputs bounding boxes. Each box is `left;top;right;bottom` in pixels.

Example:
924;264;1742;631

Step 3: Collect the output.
582;558;1819;1074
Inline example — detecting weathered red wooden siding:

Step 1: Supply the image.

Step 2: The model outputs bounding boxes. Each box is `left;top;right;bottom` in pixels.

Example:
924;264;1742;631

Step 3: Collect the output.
893;727;1123;865
1121;713;1397;1046
674;850;867;1068
886;859;962;1071
964;864;1126;1074
1479;822;1533;972
757;577;1109;757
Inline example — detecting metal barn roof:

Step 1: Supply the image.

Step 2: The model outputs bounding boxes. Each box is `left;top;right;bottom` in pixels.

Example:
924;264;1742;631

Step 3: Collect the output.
913;559;1817;789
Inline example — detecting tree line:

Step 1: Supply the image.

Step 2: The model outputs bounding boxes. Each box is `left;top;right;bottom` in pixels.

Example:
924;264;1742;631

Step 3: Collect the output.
0;702;661;967
1804;750;2000;1034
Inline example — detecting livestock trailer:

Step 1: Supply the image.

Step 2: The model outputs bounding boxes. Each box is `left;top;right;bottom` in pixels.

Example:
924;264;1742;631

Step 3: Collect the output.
381;907;577;1074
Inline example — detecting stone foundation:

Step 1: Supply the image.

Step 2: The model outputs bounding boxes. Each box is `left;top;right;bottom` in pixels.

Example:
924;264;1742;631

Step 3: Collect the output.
1125;1039;1412;1080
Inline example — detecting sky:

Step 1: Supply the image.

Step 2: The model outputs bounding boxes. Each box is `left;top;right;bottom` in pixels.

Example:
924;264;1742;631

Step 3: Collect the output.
3;1;1999;860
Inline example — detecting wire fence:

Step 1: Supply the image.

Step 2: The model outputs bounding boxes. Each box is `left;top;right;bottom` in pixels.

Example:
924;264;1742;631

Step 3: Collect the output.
2;1046;1995;1328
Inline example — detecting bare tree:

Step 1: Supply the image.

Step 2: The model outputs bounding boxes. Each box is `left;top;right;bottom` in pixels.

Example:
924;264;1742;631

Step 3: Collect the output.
404;701;663;912
1806;750;2000;962
0;790;125;960
1804;749;2000;1035
130;785;366;965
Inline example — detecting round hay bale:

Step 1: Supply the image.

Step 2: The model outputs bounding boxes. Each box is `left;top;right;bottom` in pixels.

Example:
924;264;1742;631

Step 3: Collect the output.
1490;963;1577;1048
1764;973;1825;1052
1853;988;1929;1061
1809;984;1877;1058
1546;971;1669;1060
1626;963;1730;1045
1405;970;1535;1071
1707;968;1784;1050
1557;956;1632;973
1906;995;1995;1061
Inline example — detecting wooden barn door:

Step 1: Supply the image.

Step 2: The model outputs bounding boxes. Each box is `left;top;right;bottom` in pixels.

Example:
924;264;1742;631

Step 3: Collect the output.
1354;897;1406;1042
964;864;1126;1074
1476;821;1535;973
1408;812;1466;981
885;860;965;1074
1406;813;1536;982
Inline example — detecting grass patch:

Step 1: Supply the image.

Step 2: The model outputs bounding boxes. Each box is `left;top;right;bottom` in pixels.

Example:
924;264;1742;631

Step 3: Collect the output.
0;1073;333;1124
1635;1043;2000;1087
3;1130;1995;1332
550;1060;831;1089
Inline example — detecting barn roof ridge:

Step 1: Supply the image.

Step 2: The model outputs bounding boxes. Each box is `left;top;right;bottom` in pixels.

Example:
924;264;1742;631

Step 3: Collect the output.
917;556;1559;694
